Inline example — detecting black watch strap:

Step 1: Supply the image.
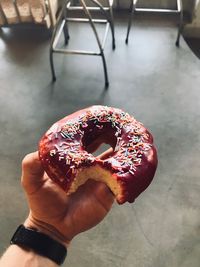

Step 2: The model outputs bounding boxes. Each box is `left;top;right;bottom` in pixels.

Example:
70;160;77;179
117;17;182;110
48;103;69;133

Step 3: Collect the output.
10;225;67;265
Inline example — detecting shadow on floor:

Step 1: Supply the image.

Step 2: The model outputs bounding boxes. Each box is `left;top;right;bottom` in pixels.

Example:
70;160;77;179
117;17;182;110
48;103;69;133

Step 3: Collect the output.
184;37;200;60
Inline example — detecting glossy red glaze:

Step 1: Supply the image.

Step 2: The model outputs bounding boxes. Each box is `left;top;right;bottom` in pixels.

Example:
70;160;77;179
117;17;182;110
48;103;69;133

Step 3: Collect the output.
39;106;158;204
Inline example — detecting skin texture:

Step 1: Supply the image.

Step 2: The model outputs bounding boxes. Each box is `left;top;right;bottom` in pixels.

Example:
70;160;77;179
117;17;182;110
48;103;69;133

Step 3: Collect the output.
22;150;115;246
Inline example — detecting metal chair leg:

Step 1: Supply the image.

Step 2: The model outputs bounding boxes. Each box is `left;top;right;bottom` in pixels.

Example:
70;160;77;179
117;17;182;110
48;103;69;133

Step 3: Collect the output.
50;49;56;82
108;0;116;49
101;51;109;88
63;4;70;45
175;0;183;47
91;0;115;50
63;22;70;45
81;0;109;87
126;0;137;44
49;0;69;82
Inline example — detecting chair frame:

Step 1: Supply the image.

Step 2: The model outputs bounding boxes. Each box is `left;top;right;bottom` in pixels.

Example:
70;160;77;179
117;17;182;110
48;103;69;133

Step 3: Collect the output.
125;0;183;47
50;0;115;88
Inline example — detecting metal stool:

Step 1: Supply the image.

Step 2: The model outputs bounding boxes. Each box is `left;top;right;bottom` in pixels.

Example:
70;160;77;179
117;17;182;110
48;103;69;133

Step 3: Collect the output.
50;0;115;88
125;0;183;47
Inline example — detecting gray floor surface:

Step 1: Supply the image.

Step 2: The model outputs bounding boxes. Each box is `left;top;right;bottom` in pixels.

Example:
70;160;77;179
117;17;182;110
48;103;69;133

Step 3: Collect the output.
0;13;200;267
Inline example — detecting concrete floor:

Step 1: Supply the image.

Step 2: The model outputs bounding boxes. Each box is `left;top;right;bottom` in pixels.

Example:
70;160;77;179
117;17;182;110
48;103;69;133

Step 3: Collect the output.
0;13;200;267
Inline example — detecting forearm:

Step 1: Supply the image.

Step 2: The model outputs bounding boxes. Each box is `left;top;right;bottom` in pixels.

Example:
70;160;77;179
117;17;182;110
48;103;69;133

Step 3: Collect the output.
0;245;58;267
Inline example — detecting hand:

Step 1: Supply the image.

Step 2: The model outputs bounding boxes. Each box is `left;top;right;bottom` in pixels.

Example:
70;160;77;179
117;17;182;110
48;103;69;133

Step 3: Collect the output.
21;150;114;247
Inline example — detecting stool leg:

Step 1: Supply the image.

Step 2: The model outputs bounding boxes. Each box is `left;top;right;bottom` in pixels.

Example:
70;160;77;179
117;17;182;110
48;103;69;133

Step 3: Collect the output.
175;0;183;47
108;0;116;49
63;22;70;45
101;51;109;88
50;49;56;82
63;4;70;45
126;0;137;44
49;0;69;82
91;0;115;50
81;0;109;88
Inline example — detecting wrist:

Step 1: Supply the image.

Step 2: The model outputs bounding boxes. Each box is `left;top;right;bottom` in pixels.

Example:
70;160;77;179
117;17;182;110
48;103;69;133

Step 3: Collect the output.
24;216;70;248
10;224;67;265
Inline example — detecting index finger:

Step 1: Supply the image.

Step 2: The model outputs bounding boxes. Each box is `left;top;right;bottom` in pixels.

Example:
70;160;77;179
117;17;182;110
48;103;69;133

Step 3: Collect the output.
21;151;45;193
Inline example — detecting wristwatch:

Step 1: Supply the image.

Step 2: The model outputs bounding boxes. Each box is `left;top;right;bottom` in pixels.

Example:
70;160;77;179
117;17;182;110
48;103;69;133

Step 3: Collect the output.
10;225;67;265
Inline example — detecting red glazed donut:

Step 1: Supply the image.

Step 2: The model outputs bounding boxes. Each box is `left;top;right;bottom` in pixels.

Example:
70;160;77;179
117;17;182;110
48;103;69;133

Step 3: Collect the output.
39;106;157;204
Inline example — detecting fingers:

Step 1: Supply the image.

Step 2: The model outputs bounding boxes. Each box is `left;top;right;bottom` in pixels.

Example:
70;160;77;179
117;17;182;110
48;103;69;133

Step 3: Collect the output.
97;147;114;160
21;151;45;194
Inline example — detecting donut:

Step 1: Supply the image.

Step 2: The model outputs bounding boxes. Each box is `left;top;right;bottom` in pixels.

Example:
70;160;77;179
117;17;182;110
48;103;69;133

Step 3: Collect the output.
39;106;157;204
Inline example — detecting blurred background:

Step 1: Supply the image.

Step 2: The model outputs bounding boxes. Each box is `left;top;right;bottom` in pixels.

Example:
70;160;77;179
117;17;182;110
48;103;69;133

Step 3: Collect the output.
0;1;200;266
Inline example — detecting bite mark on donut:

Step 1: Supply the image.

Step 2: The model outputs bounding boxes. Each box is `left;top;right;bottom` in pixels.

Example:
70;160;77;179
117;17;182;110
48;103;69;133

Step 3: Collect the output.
66;166;121;199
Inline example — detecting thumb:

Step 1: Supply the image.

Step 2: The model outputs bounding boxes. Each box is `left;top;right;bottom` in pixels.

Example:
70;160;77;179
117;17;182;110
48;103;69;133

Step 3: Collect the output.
21;151;45;194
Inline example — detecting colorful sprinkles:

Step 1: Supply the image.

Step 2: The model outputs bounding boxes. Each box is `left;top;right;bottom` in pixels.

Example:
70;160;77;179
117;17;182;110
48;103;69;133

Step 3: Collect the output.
48;106;152;179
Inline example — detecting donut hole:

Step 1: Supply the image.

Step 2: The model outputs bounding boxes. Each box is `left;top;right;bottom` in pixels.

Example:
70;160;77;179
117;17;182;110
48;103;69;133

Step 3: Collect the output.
82;124;117;159
90;143;113;157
